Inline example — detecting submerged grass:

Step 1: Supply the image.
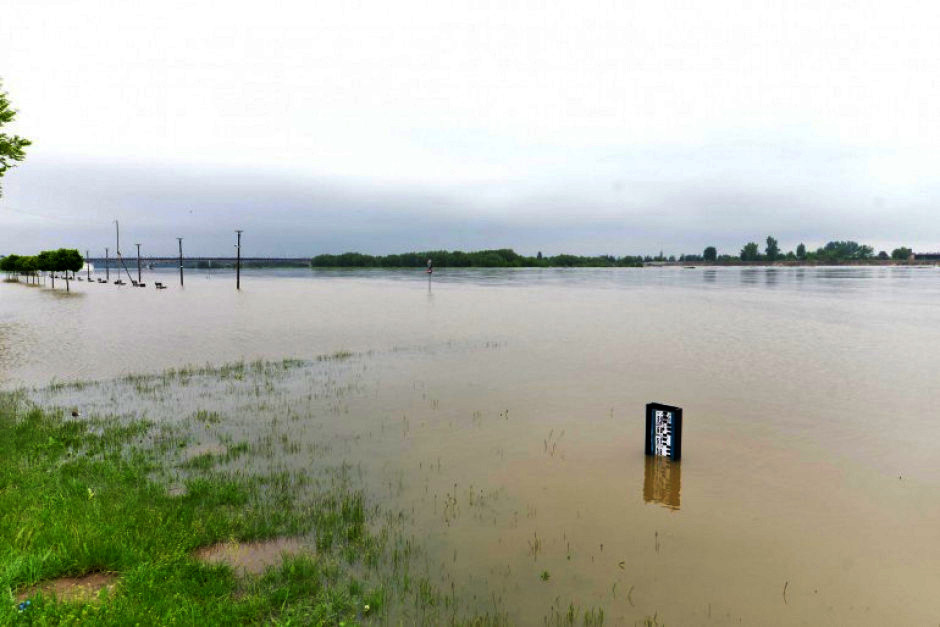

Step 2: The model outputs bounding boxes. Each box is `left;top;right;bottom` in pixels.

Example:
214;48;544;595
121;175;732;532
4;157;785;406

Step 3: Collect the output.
0;394;375;624
3;356;612;625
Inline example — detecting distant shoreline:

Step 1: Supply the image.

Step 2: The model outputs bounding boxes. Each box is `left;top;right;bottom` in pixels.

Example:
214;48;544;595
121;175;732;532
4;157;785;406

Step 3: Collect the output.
644;259;936;268
308;247;938;269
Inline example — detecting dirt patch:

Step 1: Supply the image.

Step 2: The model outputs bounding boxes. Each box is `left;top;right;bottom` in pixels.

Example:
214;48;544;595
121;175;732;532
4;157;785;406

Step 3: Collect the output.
193;538;309;575
16;572;118;603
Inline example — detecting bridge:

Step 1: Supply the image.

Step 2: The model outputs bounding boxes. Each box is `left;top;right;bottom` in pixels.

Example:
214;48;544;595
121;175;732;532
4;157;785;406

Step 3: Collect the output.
86;257;311;268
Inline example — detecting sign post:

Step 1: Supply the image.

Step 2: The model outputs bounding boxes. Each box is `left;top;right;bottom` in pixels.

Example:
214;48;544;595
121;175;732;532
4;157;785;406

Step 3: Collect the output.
645;402;683;461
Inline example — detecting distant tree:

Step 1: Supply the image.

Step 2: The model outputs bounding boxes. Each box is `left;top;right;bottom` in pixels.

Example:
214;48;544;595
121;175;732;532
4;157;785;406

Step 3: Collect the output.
740;242;760;261
536;251;542;260
891;246;912;260
796;243;806;260
22;255;38;283
310;248;643;268
703;246;717;261
0;253;19;276
0;81;31;198
36;250;56;287
55;248;83;291
877;250;889;260
816;241;874;262
765;236;780;262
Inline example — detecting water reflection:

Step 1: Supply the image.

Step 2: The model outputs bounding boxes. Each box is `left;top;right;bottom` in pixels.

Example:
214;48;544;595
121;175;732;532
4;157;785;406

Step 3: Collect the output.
764;268;778;287
816;267;874;280
740;268;760;285
703;269;717;283
643;455;681;510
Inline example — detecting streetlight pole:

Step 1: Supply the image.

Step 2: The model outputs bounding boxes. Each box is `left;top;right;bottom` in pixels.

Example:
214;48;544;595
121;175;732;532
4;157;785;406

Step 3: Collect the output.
86;250;90;281
177;237;184;287
235;230;242;290
135;243;142;285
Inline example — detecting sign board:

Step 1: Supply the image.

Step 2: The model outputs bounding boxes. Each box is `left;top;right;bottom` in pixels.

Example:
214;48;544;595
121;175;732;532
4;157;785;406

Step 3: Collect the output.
645;402;683;461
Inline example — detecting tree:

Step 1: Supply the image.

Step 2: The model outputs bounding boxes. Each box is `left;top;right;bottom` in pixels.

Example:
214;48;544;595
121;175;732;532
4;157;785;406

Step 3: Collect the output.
740;242;760;261
22;255;38;283
816;241;874;262
877;250;889;260
796;243;806;260
36;250;55;287
0;254;18;274
0;81;31;197
765;236;780;262
703;246;717;261
55;248;83;291
891;246;912;260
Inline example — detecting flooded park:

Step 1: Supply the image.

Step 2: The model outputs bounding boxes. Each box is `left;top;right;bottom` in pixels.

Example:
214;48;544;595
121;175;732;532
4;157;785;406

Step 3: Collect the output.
1;265;939;624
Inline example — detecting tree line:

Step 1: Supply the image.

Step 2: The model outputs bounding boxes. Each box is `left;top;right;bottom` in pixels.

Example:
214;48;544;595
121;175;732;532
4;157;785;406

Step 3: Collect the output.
1;249;84;290
705;238;913;263
312;241;917;268
310;249;644;268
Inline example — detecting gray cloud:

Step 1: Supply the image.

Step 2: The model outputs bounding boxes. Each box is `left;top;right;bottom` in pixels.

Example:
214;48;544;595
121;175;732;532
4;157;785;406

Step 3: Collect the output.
2;0;939;256
1;147;936;259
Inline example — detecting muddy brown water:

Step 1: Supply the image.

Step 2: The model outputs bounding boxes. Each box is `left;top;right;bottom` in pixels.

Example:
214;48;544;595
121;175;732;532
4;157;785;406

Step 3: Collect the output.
194;538;308;576
16;572;117;603
2;266;939;624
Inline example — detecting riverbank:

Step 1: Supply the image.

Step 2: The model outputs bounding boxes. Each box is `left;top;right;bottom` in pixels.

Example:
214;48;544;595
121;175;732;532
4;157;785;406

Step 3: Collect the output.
0;389;386;624
646;259;936;267
1;359;612;624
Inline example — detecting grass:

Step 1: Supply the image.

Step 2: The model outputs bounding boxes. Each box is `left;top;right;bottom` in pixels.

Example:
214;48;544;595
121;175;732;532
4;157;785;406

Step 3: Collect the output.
3;357;615;625
0;394;376;624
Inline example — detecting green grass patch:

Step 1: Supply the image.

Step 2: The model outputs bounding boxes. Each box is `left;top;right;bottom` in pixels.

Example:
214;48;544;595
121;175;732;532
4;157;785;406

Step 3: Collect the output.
0;395;376;624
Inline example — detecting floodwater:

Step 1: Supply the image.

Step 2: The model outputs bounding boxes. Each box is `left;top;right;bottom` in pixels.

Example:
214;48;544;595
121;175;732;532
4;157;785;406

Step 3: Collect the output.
2;266;939;624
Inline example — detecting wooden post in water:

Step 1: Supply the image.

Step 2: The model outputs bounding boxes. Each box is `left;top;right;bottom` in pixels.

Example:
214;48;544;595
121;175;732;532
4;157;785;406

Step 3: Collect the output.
235;229;242;290
105;247;110;281
177;237;184;287
135;243;142;285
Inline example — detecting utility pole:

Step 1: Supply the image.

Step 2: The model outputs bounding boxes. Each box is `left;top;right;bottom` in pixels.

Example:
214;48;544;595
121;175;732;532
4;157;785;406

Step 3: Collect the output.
105;247;110;281
135;243;142;285
86;250;90;281
235;230;242;290
177;237;184;287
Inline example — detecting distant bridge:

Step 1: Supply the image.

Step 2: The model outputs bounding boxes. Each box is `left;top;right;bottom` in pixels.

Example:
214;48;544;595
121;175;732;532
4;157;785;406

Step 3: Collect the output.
87;257;311;267
914;252;940;261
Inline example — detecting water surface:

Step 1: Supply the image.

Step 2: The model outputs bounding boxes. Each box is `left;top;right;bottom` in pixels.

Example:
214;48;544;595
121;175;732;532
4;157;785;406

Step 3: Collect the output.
2;266;939;624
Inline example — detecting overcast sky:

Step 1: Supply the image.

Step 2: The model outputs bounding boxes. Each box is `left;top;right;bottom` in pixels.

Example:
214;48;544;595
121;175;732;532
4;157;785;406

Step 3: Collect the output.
1;0;938;257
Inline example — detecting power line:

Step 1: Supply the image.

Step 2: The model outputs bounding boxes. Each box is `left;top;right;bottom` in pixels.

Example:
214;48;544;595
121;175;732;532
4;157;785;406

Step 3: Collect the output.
0;205;82;223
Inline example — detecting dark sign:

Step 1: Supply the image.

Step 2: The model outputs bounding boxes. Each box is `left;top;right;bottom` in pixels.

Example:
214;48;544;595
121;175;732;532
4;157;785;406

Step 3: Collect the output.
645;402;683;461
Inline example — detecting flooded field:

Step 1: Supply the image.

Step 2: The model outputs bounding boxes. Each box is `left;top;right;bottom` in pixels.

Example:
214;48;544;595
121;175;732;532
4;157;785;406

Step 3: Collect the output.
2;266;939;624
